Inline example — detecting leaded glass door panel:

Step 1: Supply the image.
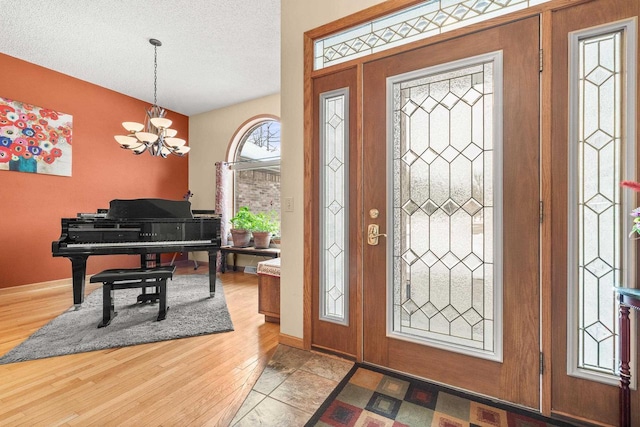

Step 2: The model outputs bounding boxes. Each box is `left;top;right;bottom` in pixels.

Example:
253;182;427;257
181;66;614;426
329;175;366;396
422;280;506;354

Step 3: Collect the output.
363;17;541;409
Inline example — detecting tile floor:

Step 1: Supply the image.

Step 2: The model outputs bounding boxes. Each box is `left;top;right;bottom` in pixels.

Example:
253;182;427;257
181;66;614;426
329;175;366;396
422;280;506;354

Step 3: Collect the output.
231;345;354;426
232;346;576;427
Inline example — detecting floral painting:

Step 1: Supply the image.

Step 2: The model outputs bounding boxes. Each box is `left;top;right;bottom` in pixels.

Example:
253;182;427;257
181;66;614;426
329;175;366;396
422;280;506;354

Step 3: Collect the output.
0;97;72;176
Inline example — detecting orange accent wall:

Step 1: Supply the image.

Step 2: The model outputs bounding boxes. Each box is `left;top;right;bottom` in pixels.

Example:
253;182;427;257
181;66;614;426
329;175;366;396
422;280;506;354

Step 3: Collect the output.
0;53;189;289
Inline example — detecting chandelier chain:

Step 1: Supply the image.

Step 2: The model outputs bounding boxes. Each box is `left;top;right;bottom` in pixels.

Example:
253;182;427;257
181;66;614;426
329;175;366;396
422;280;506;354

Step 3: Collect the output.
153;44;158;107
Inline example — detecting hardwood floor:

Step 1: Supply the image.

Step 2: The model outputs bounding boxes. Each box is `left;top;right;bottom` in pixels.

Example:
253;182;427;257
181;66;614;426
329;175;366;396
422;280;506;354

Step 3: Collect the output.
0;264;280;426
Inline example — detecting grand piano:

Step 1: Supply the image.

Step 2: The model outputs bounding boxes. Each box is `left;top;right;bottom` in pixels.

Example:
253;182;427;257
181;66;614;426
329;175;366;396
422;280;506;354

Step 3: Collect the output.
52;198;221;308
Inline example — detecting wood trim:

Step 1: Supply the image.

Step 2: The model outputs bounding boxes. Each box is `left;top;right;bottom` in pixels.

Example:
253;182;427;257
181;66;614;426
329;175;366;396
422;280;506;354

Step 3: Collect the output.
551;411;612;427
355;62;364;362
307;0;594;79
303;31;314;351
279;332;305;349
311;343;358;361
540;8;553;418
305;0;591;42
303;0;590;43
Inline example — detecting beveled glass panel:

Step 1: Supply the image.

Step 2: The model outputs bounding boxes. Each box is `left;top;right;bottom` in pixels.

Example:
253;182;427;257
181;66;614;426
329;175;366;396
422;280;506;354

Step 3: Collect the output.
568;19;637;386
389;53;502;360
577;30;622;375
313;0;550;70
319;89;349;325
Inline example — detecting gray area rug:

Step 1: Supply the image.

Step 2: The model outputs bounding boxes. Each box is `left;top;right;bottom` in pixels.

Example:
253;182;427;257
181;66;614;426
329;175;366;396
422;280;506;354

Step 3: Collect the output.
0;274;233;364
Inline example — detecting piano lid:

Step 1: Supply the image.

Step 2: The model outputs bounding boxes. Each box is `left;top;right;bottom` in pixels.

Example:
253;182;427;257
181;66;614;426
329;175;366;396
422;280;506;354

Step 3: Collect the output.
106;198;194;219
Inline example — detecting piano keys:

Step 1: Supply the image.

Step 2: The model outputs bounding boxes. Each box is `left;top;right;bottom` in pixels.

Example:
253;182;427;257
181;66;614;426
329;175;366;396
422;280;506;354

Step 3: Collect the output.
52;198;221;308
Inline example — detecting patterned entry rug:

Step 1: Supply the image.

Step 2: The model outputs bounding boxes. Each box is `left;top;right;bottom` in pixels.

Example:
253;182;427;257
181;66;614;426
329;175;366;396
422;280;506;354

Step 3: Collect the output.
306;364;576;427
0;275;233;365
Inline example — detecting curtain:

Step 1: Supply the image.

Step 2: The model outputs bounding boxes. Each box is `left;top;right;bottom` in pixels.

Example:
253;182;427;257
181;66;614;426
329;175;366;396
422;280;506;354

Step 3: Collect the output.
215;161;230;272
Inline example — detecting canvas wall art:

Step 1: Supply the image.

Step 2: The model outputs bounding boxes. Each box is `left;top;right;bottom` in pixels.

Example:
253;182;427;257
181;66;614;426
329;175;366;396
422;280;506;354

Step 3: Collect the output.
0;97;72;177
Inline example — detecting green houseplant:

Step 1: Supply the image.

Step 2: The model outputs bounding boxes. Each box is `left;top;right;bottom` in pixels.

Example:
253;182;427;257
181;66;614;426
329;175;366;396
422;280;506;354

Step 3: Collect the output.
251;211;279;249
229;207;280;248
229;206;255;247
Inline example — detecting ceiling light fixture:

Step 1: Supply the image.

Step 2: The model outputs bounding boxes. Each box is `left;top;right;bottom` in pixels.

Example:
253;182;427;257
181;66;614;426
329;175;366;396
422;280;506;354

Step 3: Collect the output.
114;38;189;157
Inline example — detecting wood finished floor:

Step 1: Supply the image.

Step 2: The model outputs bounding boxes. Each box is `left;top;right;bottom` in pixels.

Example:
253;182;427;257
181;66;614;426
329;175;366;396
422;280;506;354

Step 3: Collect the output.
0;264;280;426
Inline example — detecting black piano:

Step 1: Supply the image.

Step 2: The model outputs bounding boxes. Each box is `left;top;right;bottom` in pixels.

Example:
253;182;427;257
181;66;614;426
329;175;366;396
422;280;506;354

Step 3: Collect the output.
52;198;221;307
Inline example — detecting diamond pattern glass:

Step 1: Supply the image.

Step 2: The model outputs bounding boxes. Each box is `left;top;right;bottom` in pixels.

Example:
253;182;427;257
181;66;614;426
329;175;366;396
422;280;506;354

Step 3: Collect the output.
391;57;499;356
576;31;623;375
320;90;349;324
313;0;550;69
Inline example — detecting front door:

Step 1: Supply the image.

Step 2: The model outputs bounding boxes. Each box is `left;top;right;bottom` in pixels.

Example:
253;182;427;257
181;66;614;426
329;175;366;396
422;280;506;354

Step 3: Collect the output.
362;16;541;408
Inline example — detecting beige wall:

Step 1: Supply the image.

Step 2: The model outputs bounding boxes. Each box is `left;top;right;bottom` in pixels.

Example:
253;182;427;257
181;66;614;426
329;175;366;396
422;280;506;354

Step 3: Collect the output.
188;0;386;340
280;0;386;339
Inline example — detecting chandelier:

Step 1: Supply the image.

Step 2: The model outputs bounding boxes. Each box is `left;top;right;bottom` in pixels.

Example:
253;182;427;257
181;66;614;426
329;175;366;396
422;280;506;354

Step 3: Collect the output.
114;39;190;157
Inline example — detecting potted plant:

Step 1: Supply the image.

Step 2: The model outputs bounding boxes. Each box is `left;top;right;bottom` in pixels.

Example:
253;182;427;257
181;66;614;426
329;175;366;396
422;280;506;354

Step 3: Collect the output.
229;206;255;247
251;211;279;249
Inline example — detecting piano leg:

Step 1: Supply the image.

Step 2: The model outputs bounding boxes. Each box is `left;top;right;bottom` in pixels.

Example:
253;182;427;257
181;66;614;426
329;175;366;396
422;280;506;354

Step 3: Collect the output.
141;253;160;268
98;283;116;328
157;279;168;321
70;256;88;309
208;249;218;297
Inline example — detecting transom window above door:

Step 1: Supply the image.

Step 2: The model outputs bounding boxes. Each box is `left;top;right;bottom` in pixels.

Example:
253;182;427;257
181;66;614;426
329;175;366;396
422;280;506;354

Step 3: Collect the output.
313;0;552;70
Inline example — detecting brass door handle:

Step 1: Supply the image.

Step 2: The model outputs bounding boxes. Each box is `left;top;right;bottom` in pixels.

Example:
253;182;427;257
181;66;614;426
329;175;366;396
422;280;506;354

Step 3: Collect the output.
367;224;387;246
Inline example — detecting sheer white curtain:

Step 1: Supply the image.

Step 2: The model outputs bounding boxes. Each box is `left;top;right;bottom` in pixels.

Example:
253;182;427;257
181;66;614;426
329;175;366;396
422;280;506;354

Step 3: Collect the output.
215;161;230;272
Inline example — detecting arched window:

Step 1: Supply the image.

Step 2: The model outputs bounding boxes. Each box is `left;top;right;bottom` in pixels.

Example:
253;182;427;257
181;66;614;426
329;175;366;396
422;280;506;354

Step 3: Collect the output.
229;117;281;233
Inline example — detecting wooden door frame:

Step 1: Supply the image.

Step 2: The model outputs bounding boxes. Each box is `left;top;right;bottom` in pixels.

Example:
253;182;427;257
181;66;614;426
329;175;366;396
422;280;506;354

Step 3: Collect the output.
302;0;594;417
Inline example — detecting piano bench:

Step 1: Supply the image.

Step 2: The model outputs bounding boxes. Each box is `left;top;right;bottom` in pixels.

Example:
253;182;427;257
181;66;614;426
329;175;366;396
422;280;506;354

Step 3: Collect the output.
90;266;176;328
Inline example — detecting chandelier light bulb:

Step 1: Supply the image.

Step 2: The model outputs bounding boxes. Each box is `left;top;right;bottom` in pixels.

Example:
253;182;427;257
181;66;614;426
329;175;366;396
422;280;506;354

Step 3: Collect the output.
175;146;191;155
164;128;178;137
160;146;173;157
122;122;144;133
135;132;159;143
132;145;147;154
165;137;186;148
114;135;138;147
150;117;172;129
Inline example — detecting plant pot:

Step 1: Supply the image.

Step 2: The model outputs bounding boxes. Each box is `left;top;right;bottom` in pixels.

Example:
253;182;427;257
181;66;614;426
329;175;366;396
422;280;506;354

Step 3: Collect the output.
230;229;251;248
252;231;272;249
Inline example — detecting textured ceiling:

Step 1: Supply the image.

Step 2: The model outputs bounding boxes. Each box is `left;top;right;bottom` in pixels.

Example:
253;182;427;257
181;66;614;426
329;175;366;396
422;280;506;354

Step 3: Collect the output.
0;0;281;116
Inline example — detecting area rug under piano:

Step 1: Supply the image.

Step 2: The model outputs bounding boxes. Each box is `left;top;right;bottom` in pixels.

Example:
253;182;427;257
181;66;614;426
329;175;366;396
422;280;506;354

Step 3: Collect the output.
0;275;233;364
